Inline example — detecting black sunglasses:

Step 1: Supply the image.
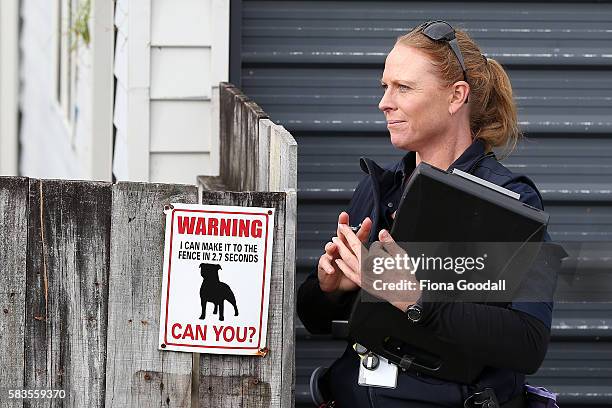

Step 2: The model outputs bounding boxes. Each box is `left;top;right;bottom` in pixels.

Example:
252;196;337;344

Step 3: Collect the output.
415;20;468;83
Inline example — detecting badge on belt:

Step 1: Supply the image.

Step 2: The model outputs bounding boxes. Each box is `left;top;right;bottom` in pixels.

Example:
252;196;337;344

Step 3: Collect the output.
354;343;398;389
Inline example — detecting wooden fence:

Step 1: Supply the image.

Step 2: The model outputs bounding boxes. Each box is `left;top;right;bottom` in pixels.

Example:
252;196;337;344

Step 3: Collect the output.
198;82;297;407
207;82;297;193
0;84;297;407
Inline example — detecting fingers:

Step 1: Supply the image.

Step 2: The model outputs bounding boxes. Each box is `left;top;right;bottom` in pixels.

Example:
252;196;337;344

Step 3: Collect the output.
378;229;407;258
378;228;392;242
367;240;386;259
318;253;337;274
335;259;361;287
324;241;338;256
356;217;372;243
332;234;360;273
337;211;349;225
338;224;365;256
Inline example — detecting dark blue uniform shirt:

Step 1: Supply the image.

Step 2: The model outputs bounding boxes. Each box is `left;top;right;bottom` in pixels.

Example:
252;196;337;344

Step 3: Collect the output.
297;138;568;407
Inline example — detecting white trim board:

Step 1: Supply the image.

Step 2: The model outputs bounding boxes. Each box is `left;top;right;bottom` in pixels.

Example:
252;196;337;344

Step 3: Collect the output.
0;0;20;175
90;0;115;181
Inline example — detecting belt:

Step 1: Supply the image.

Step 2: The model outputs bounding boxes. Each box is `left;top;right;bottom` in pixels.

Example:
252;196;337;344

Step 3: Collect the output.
502;391;525;408
465;387;525;408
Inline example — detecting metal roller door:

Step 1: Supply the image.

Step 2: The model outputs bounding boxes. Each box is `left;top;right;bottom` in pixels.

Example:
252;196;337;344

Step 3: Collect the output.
236;1;612;406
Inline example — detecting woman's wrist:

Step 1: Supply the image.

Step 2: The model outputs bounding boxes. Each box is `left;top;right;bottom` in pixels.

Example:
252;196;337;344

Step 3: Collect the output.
392;300;416;313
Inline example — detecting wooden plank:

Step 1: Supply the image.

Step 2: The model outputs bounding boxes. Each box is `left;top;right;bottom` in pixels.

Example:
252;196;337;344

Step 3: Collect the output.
257;119;273;191
24;179;112;407
280;190;297;408
219;83;268;191
269;124;298;192
105;182;197;408
278;126;298;191
219;83;235;189
210;85;221;176
245;100;267;191
198;191;291;408
0;177;29;406
197;176;227;193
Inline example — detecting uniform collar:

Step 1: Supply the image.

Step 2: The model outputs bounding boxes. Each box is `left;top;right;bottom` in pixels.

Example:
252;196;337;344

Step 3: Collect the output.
398;138;488;180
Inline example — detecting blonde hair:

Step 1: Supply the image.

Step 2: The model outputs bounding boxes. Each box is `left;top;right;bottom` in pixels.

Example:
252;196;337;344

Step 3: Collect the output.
396;25;521;157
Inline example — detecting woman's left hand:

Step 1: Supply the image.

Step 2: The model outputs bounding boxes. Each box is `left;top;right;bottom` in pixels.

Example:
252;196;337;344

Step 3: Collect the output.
333;225;421;310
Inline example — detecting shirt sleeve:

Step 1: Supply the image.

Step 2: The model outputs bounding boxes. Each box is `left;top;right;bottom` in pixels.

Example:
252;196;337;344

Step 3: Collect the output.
502;177;568;328
296;176;370;334
413;176;567;373
416;301;551;374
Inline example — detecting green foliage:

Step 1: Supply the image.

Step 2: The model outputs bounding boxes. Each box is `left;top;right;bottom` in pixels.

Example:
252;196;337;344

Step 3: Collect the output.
70;0;91;50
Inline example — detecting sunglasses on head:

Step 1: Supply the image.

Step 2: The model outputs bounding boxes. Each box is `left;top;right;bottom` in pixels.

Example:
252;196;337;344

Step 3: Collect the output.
415;20;468;82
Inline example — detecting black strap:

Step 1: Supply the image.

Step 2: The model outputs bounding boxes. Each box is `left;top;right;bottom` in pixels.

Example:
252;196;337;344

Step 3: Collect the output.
462;150;525;408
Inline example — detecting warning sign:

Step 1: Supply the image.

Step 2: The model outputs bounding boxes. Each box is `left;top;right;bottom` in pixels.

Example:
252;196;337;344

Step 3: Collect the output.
158;203;275;355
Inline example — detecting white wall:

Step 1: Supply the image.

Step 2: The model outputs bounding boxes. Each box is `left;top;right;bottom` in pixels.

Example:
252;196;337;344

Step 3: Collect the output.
113;0;229;184
0;0;20;176
19;0;78;178
18;0;113;180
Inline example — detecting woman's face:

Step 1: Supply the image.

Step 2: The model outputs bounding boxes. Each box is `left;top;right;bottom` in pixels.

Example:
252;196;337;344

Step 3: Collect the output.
379;44;453;151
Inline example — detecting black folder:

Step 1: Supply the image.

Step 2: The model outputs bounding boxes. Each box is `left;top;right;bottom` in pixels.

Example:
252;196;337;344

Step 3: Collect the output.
348;162;550;384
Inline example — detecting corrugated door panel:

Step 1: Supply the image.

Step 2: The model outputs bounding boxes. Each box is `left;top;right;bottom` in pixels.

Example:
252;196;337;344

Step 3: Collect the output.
240;1;612;406
243;68;612;133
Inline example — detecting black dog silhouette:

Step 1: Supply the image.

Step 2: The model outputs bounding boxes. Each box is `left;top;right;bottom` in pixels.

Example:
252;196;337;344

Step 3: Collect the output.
199;263;238;321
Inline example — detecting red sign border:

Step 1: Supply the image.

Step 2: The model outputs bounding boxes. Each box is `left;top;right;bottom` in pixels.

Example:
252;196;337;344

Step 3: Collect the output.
163;208;271;350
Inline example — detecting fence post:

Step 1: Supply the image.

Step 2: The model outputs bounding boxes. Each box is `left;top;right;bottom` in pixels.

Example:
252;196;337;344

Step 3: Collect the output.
198;83;297;407
197;191;291;407
219;83;268;191
0;177;28;407
22;179;112;407
269;123;297;191
105;182;197;407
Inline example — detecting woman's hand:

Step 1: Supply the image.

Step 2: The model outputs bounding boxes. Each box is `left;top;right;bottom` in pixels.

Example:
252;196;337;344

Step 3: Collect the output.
317;212;372;293
334;226;421;311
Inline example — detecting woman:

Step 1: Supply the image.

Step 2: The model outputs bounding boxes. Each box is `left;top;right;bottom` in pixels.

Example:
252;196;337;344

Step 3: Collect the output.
297;21;566;408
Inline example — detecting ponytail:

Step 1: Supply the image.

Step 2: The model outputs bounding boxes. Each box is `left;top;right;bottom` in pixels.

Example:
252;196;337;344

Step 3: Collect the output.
396;28;522;157
474;58;521;158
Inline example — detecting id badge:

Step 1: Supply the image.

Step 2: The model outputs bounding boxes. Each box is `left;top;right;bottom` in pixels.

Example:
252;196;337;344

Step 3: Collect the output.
358;355;398;389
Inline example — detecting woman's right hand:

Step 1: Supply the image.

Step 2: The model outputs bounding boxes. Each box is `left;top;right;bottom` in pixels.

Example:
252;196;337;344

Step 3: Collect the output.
318;212;372;293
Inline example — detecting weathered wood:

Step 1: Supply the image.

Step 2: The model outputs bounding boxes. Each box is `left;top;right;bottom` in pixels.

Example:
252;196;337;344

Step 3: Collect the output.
219;82;268;191
2;175;294;406
209;84;298;407
280;190;297;408
196;175;227;192
269;124;298;192
0;177;28;407
198;191;290;408
24;179;112;407
105;182;197;408
257;119;274;191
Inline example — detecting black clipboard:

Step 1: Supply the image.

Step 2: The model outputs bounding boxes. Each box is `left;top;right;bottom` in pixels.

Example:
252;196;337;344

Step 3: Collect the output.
348;163;550;384
391;163;548;243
